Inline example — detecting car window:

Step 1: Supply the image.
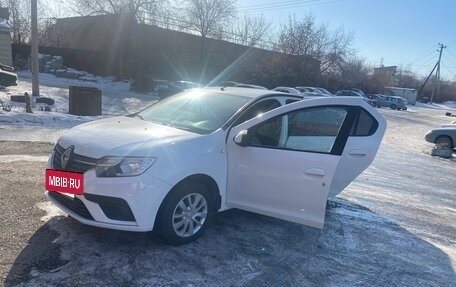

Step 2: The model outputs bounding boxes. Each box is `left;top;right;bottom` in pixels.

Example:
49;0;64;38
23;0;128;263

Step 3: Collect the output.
233;98;281;126
249;106;348;153
139;91;250;134
350;108;378;136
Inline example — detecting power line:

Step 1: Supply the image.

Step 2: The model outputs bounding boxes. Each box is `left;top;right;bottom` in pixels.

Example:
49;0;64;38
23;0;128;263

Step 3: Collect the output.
441;62;454;79
238;0;345;12
238;0;316;9
409;48;436;65
238;0;321;11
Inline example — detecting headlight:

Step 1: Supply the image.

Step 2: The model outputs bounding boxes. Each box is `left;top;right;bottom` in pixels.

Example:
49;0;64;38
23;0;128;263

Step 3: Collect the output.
96;157;157;177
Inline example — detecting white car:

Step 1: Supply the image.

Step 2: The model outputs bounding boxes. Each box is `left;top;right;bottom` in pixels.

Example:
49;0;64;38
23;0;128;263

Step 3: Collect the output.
45;87;386;244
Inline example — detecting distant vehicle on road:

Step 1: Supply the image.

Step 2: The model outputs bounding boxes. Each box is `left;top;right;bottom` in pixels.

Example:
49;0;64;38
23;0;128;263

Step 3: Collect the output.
373;95;407;110
425;126;456;149
384;87;417;105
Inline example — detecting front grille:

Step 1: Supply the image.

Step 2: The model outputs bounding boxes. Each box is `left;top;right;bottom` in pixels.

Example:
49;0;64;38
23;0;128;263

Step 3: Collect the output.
48;191;94;220
53;144;97;173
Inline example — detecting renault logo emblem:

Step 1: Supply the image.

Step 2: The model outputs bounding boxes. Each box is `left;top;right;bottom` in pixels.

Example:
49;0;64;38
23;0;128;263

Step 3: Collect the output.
61;146;74;170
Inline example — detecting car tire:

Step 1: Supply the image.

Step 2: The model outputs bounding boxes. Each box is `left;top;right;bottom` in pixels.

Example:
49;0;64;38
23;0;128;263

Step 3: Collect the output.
158;182;213;245
390;104;396;110
435;136;453;149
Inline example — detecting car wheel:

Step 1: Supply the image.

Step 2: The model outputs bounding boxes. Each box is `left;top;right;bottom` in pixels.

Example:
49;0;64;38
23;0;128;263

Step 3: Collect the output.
390;104;396;110
435;136;453;149
159;183;213;245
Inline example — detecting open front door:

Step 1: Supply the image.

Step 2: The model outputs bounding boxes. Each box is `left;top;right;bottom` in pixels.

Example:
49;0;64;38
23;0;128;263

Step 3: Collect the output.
226;97;386;228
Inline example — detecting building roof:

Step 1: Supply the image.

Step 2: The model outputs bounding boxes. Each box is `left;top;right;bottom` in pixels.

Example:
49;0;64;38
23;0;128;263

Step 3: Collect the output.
0;18;13;33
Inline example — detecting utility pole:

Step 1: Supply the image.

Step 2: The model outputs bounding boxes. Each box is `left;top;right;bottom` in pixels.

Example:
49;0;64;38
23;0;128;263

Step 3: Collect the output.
31;0;39;97
430;43;446;103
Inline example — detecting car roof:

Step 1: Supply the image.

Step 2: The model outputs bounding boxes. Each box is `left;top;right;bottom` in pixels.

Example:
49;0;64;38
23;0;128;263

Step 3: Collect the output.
194;86;290;99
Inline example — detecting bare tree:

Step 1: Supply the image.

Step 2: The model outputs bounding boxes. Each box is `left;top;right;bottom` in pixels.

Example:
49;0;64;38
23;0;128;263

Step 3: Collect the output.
338;57;370;88
276;13;355;83
230;13;271;47
68;0;168;23
320;27;355;74
276;14;321;56
181;0;236;38
5;0;30;43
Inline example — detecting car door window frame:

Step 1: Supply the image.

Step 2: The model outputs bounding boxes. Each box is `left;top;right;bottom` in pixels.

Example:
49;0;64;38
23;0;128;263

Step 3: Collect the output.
243;105;359;156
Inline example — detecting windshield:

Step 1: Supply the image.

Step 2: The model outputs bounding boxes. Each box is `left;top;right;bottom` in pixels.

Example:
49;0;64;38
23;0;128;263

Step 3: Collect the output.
138;90;250;134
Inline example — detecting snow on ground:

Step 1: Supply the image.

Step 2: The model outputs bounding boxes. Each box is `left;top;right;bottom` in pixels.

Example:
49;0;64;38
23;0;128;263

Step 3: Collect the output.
414;100;456;111
0;71;159;140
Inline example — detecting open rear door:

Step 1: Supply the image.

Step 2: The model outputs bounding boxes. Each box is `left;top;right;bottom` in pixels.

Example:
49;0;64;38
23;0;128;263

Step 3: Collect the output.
226;97;386;228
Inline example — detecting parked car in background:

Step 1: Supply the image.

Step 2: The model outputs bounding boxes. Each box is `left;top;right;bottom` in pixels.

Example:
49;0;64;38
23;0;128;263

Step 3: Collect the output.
373;95;407;110
336;90;363;97
234;83;268;90
296;86;330;94
153;80;203;98
425;126;456;148
0;63;14;72
175;80;202;90
272;86;302;95
0;69;18;87
302;92;332;99
45;87;386;245
336;90;375;106
315;87;334;96
351;88;366;97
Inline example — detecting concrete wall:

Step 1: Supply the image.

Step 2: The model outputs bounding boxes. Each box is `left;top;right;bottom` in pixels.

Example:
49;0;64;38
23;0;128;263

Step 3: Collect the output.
0;32;12;65
44;14;320;86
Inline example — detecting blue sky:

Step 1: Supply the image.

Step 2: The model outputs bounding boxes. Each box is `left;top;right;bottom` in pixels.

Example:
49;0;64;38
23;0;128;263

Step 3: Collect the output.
237;0;456;80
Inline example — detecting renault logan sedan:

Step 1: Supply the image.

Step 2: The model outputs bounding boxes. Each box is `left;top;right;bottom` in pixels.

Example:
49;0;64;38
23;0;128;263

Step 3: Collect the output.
45;87;386;244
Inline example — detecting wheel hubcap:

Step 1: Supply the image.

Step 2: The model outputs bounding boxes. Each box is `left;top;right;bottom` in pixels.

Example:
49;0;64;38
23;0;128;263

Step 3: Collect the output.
172;193;208;237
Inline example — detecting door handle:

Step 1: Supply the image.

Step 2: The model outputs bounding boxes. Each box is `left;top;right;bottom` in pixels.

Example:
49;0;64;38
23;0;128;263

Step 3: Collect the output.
305;168;325;176
349;149;366;156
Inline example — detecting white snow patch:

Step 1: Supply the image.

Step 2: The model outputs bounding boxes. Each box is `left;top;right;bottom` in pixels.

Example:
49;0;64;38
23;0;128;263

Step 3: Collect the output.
0;154;49;162
414;101;456;111
0;71;159;130
36;201;65;222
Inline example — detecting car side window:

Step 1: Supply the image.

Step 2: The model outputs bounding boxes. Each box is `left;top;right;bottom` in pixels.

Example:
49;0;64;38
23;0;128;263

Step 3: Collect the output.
249;106;349;154
350;108;378;136
233;99;281;126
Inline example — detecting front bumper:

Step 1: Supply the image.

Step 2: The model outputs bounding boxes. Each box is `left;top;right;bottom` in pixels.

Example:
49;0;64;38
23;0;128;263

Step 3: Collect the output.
45;153;172;232
425;132;436;143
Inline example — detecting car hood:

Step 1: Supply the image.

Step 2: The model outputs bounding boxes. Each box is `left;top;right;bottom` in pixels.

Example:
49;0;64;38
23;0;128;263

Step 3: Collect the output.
57;116;199;158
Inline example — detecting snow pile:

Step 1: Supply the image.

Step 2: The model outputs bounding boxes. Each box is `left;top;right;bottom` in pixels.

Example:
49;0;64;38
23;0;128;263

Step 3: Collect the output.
415;101;456;111
0;71;159;129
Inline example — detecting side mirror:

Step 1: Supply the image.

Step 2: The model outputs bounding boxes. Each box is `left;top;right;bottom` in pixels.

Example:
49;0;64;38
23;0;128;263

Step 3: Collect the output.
234;130;249;147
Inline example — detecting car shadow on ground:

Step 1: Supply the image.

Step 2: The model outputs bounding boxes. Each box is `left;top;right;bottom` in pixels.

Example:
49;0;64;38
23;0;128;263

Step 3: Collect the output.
5;198;455;287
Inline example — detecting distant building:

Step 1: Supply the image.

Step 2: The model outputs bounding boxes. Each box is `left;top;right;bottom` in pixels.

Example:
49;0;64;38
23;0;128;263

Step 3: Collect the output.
0;17;13;65
373;66;397;86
